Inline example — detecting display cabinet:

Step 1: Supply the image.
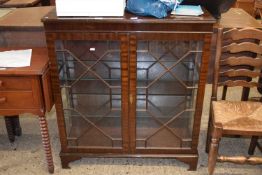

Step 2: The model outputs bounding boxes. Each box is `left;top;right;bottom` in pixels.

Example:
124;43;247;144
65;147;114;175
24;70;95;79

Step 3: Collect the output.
42;9;215;170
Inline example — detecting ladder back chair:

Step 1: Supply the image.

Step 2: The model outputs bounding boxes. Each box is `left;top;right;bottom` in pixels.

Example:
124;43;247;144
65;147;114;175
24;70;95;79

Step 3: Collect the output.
206;27;262;175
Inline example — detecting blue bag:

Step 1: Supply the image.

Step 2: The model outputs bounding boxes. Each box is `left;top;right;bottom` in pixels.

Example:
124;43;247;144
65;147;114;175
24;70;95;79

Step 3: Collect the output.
126;0;181;18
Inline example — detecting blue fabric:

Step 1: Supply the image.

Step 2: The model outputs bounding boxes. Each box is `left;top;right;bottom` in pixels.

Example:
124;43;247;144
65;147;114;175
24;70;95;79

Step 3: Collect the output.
126;0;179;18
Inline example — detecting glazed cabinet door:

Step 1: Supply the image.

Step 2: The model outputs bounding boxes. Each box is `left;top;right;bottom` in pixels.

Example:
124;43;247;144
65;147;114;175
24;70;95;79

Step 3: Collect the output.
129;34;204;153
53;33;129;153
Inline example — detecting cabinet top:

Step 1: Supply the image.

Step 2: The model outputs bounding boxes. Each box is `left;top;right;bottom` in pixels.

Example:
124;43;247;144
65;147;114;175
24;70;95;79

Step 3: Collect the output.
43;8;216;24
42;8;216;33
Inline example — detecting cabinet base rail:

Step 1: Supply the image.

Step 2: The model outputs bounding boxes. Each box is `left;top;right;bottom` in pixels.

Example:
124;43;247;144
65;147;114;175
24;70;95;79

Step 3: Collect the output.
59;152;198;171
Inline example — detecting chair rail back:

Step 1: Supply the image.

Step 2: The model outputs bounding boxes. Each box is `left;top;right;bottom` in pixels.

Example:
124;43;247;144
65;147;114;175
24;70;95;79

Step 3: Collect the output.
212;28;262;100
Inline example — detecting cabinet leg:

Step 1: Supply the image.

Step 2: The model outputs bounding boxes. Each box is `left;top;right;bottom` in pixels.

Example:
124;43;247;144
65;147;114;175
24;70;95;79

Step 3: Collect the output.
176;156;198;171
39;115;54;173
188;157;198;171
60;155;81;169
4;117;15;143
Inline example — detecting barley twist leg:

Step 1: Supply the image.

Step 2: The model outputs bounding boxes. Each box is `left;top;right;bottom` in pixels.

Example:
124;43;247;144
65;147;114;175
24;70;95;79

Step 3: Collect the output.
39;115;54;173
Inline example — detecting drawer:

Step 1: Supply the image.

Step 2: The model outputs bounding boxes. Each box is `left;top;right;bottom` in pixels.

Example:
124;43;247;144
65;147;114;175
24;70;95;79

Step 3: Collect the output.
0;76;32;91
0;91;40;109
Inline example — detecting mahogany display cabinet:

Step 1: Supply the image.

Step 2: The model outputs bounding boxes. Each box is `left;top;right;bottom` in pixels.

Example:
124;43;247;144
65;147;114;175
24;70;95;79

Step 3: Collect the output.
42;9;216;170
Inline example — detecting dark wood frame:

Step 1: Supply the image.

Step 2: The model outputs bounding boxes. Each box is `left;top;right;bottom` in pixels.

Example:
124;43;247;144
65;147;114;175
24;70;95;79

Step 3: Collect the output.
43;9;216;170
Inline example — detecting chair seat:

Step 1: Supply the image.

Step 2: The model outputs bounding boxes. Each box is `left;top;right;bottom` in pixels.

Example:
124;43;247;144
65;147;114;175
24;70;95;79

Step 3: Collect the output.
213;101;262;132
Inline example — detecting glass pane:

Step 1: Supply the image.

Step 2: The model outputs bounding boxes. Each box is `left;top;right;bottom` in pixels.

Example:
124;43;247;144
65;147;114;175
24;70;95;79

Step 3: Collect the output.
56;40;122;148
136;40;202;149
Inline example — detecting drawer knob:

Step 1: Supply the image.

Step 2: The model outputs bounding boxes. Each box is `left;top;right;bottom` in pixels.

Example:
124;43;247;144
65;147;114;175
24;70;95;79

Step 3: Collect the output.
0;97;6;103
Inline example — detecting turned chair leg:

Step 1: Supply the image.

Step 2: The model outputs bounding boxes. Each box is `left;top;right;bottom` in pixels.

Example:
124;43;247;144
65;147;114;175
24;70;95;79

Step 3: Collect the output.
248;136;259;155
4;117;15;143
208;126;222;175
39;115;54;173
206;117;212;153
206;107;214;153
